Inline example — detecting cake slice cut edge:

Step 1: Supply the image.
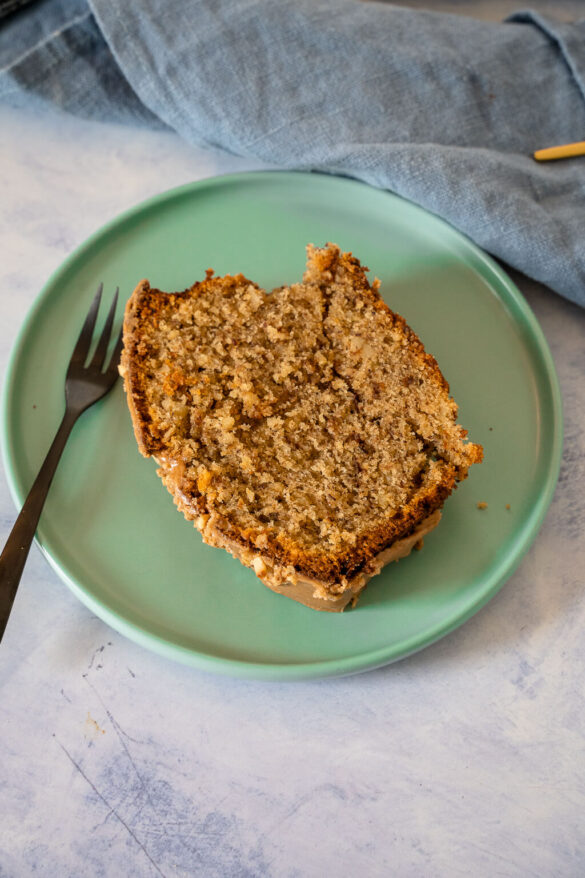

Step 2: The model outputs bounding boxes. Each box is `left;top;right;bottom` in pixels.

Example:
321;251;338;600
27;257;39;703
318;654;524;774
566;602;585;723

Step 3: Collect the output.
120;243;483;611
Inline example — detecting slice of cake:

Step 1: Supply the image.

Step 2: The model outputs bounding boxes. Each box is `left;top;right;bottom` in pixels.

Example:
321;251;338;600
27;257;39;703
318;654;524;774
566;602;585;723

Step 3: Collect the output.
120;244;483;611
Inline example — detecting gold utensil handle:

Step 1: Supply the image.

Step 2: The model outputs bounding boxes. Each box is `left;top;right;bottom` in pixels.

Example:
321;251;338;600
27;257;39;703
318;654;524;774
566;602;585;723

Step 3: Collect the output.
534;140;585;161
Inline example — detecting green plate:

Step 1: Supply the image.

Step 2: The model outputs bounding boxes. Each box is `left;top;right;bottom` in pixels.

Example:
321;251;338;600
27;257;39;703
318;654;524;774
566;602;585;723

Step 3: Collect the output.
1;172;562;680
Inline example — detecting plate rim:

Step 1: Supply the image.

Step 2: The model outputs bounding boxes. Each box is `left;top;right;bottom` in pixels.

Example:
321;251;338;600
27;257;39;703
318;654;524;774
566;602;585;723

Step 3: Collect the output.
0;170;564;680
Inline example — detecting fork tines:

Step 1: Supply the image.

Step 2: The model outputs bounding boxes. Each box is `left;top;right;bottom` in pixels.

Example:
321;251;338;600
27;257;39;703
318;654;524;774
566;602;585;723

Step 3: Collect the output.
69;284;123;375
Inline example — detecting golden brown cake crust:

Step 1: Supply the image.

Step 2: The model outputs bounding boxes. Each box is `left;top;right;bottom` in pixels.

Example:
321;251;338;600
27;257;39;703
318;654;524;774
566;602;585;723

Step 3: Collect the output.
120;244;483;596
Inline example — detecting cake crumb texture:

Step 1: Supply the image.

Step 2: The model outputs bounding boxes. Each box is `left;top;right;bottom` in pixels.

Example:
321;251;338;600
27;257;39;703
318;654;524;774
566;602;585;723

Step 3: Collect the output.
121;243;483;592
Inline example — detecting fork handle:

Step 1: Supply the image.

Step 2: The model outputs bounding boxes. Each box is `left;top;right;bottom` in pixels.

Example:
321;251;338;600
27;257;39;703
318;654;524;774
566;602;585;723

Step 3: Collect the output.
0;407;79;642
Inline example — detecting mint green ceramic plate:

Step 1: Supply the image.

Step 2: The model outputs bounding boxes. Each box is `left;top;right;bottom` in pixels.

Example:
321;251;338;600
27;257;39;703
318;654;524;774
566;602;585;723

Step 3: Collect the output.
1;172;562;680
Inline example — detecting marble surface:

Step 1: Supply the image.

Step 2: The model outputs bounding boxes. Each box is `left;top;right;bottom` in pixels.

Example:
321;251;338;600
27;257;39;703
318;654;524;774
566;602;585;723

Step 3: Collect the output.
2;4;585;875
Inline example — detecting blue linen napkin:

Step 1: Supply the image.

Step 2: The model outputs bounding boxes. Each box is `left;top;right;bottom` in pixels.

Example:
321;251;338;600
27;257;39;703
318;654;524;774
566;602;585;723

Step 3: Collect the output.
2;0;585;306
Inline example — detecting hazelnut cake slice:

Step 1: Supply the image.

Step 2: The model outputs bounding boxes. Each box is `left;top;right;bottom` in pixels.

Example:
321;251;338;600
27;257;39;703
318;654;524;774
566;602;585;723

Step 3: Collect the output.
120;244;482;611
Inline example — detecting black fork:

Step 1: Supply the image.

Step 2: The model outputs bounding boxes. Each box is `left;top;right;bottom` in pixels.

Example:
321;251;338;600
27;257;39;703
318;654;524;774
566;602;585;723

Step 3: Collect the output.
0;285;123;642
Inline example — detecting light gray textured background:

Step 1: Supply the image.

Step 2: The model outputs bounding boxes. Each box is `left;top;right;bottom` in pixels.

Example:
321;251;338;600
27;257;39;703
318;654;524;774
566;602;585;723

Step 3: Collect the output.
1;2;584;876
